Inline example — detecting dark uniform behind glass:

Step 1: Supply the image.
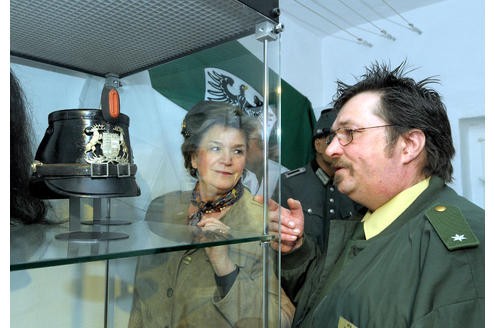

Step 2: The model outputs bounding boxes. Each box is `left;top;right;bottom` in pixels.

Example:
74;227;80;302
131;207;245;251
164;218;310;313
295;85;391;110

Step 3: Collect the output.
275;108;365;327
277;108;364;252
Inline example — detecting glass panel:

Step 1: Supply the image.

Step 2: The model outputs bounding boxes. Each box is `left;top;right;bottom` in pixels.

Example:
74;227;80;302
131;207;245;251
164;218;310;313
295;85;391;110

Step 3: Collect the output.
11;262;107;328
10;4;282;327
111;240;280;327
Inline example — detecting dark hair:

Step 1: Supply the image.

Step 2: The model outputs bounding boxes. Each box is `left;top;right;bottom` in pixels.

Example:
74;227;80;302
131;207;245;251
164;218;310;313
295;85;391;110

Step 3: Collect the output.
181;101;259;177
10;70;47;224
332;61;455;183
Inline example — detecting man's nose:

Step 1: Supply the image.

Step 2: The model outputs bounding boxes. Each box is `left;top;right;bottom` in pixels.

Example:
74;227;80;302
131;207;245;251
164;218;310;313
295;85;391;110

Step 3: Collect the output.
325;136;342;158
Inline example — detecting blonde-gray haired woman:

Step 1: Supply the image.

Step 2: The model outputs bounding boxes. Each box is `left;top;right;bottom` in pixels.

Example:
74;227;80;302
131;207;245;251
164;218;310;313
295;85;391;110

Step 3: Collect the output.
129;101;294;328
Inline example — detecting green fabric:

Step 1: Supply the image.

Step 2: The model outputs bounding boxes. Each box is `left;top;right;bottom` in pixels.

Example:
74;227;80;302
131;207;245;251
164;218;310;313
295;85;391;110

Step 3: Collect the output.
283;176;484;328
279;81;315;169
425;204;480;250
149;41;266;111
148;40;316;170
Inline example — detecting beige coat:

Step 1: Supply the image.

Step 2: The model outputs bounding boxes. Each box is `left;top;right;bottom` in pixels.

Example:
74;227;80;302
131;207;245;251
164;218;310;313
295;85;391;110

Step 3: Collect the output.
128;189;293;328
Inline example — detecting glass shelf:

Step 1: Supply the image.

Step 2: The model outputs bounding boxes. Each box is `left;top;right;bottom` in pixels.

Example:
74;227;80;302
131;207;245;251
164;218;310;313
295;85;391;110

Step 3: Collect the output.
10;220;272;271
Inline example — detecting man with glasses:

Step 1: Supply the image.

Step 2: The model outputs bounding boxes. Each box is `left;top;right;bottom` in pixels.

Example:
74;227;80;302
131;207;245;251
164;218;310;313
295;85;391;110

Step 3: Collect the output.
265;61;484;327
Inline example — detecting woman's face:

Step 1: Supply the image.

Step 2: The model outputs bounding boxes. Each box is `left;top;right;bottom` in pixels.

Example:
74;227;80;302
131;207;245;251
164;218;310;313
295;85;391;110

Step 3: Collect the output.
191;124;247;199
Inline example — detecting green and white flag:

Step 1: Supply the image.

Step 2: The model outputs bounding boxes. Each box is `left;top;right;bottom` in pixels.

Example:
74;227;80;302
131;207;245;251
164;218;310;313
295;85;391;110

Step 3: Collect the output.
148;40;316;170
203;66;277;140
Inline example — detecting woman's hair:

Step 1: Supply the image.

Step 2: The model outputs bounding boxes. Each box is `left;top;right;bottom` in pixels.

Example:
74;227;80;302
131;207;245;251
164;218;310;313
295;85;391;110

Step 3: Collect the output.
181;101;259;177
11;70;47;224
332;61;455;183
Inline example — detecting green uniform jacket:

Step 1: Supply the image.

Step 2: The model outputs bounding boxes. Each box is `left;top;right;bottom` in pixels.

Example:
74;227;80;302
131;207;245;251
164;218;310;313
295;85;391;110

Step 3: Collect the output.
283;176;484;327
128;190;282;328
277;161;365;325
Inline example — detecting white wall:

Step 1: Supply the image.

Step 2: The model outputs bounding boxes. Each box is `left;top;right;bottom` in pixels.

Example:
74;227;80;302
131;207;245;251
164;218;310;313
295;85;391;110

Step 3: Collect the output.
278;13;326;108
279;0;485;207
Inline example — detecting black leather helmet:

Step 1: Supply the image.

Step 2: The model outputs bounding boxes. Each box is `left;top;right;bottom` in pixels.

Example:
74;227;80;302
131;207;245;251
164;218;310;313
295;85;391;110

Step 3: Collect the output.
30;109;140;199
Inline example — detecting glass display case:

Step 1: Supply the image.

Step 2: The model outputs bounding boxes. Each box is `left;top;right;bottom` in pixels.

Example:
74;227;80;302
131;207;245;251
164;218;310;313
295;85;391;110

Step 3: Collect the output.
10;1;284;327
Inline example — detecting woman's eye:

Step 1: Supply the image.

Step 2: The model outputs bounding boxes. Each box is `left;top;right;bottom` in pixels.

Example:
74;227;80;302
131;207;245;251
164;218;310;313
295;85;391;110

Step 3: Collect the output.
209;146;221;152
233;149;245;155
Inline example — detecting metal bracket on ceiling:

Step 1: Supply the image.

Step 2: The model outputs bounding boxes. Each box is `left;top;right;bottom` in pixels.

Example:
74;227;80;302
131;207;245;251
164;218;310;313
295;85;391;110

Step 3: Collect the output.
105;73;122;88
255;21;284;42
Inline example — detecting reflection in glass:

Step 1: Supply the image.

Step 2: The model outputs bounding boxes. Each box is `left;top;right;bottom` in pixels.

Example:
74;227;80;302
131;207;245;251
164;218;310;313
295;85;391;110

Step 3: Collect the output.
128;101;293;327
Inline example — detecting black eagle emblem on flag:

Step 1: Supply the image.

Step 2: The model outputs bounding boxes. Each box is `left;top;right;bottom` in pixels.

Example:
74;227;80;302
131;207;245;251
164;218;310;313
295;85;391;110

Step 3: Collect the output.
205;68;263;115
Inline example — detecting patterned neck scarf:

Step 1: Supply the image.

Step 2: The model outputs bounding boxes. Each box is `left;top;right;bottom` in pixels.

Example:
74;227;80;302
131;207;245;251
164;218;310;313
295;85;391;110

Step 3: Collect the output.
188;180;244;225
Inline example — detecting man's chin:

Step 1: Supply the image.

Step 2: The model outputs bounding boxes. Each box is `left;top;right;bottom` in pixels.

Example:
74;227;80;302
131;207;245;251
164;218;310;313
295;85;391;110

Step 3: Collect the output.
333;172;344;187
333;177;352;196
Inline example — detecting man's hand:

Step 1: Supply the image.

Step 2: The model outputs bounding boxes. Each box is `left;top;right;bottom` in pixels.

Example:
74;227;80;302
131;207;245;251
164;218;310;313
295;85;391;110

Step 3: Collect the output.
254;195;304;254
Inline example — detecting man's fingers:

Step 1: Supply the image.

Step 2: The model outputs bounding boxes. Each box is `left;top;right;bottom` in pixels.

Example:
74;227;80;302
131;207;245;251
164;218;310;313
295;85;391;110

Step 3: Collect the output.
287;198;303;212
268;221;298;235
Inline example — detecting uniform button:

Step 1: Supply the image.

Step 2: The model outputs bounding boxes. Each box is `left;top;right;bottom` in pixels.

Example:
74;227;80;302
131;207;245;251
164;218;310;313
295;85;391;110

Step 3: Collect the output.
307;208;313;214
329;209;335;214
329;198;334;203
330;187;334;192
183;256;192;265
434;205;447;212
167;288;173;297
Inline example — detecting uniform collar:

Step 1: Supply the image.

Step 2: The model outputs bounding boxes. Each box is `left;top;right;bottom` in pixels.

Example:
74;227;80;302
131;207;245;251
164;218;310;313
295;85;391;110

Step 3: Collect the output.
362;177;431;240
311;160;331;186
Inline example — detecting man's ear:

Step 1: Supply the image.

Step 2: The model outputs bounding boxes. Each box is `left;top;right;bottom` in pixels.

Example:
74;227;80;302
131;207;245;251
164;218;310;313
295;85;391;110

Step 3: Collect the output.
314;137;326;154
400;129;426;164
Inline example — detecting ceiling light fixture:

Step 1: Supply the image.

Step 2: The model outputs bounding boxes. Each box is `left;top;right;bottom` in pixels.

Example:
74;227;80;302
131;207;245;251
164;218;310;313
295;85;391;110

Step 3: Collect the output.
294;0;373;47
358;0;422;35
309;0;385;38
381;0;422;34
336;0;396;41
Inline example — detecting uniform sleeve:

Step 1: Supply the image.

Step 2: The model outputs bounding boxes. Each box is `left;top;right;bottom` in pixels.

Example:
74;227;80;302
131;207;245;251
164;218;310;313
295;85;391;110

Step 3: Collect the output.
279;175;294;209
280;235;320;301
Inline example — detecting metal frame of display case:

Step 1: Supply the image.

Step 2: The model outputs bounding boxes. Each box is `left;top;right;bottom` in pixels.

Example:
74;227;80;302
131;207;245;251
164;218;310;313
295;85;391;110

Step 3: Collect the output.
11;1;283;327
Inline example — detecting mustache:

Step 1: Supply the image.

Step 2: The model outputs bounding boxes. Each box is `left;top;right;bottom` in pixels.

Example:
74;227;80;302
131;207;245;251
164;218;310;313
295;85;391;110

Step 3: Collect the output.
329;158;351;171
329;158;352;187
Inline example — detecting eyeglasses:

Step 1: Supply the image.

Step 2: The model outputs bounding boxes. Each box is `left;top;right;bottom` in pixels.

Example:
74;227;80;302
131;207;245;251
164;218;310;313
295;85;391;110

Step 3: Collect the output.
325;124;396;146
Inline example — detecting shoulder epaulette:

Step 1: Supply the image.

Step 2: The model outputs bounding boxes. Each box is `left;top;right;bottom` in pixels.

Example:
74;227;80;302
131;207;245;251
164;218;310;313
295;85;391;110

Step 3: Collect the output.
425;204;479;251
284;167;306;178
